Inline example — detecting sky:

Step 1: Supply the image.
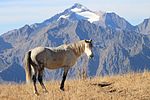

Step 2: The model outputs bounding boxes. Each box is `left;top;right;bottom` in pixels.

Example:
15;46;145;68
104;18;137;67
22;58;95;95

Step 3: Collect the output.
0;0;150;34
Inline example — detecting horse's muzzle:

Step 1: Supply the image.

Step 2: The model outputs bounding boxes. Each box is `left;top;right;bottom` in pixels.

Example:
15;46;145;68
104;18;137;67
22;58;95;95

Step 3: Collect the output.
90;54;94;59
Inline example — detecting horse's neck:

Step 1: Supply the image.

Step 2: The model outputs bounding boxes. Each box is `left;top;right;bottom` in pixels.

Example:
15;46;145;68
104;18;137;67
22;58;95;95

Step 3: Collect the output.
68;41;85;57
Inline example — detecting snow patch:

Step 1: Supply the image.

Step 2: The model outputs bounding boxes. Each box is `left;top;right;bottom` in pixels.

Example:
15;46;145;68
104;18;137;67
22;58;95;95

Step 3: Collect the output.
71;8;82;12
58;15;70;21
57;5;101;23
77;11;100;23
71;6;87;13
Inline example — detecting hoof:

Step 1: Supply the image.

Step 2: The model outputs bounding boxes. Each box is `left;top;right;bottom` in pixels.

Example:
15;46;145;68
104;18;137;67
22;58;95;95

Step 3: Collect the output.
60;87;65;91
43;90;48;94
34;91;39;96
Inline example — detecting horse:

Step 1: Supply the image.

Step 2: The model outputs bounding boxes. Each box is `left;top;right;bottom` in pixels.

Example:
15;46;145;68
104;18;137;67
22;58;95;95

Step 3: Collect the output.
23;39;94;95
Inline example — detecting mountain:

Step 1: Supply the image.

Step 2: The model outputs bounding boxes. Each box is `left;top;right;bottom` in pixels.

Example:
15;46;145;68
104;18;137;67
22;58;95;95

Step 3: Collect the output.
0;3;150;82
136;18;150;35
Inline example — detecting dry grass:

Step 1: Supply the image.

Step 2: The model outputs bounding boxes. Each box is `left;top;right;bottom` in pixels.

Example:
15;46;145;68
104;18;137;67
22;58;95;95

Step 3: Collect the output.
0;72;150;100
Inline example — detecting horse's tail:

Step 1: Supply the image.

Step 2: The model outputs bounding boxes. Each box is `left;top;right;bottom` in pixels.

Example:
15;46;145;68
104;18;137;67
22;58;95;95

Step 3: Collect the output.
24;50;32;84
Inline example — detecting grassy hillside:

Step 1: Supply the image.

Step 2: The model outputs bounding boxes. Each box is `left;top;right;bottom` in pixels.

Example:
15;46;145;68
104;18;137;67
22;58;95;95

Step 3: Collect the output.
0;72;150;100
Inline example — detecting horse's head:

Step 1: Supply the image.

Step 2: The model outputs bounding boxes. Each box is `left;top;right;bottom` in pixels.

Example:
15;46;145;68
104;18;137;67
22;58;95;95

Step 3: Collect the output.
84;39;94;59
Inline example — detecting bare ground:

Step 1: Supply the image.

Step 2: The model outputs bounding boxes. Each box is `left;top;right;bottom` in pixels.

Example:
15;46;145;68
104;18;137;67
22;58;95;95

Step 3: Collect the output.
0;72;150;100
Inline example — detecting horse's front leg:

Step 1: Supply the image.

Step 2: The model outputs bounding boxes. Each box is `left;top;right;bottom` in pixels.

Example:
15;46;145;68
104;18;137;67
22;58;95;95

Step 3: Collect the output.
60;67;69;91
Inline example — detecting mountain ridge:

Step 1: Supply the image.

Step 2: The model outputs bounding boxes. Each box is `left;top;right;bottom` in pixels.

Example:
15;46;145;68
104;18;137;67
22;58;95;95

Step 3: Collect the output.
2;3;150;35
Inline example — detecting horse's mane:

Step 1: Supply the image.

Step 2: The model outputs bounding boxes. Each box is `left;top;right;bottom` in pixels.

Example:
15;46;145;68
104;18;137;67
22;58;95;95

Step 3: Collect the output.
66;40;85;57
50;40;85;57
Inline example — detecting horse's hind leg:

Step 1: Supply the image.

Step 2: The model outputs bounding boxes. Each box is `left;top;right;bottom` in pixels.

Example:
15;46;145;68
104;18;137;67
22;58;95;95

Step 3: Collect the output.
32;69;39;95
38;69;48;93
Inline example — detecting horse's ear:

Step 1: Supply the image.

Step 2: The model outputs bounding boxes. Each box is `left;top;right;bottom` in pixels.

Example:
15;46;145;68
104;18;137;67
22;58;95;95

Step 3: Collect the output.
85;39;92;43
85;40;89;43
90;39;92;43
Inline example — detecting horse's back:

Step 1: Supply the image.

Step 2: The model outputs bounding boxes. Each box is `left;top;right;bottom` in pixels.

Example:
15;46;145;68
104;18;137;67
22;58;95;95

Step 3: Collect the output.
45;47;76;68
30;46;78;69
30;46;67;68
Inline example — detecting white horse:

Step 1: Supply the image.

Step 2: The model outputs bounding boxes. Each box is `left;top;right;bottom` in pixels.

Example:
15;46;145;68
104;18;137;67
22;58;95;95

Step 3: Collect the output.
24;39;94;95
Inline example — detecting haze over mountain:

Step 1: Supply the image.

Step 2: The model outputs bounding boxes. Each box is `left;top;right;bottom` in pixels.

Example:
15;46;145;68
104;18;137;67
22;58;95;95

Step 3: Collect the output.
0;3;150;82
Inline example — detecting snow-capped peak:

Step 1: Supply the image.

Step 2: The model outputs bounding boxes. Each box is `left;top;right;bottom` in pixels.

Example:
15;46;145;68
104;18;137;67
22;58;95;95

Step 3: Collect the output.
58;3;103;23
70;3;89;13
